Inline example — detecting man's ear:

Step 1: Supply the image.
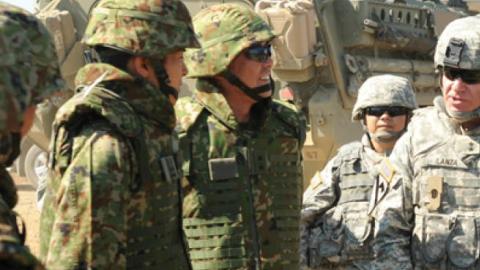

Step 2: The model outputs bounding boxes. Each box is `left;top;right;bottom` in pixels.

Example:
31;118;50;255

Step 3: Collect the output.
128;56;151;79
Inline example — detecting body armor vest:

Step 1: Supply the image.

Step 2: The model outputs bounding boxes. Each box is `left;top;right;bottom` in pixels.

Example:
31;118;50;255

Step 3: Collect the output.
180;102;303;270
411;133;480;270
41;86;190;269
308;143;376;269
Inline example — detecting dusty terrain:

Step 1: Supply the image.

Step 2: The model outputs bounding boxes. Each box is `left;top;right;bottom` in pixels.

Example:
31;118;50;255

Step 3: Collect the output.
12;173;41;257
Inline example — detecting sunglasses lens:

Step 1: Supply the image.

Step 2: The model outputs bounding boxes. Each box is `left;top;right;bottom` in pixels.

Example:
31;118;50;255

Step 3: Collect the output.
444;68;480;84
246;44;271;62
365;106;408;117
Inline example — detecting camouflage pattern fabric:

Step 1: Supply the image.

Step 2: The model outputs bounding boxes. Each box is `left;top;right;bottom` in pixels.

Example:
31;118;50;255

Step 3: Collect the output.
184;3;276;77
373;96;480;269
83;0;199;59
0;167;44;270
0;2;64;131
0;3;62;270
176;79;306;269
40;63;190;269
301;135;385;270
351;75;417;121
434;15;480;69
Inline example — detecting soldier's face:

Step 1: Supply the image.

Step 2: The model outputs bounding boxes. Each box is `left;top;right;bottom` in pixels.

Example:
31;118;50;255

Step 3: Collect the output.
442;68;480;112
364;108;407;136
228;44;273;98
163;50;187;92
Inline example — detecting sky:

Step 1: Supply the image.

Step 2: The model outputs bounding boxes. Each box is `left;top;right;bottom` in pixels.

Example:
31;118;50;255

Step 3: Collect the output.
2;0;36;12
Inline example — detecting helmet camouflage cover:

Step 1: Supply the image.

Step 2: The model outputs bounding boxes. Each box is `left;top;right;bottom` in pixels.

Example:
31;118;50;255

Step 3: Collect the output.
434;15;480;70
352;74;418;121
0;2;64;132
83;0;200;59
185;3;276;77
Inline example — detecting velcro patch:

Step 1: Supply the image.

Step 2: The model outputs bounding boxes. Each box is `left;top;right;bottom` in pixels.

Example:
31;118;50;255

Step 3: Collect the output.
379;158;396;184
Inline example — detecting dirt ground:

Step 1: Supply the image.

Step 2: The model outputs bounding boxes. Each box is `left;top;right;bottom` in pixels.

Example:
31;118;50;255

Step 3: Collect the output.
11;173;41;257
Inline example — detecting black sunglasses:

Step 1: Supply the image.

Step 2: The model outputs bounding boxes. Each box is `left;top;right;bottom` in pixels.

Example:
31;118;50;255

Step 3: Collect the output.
245;44;272;62
443;67;480;84
364;106;410;117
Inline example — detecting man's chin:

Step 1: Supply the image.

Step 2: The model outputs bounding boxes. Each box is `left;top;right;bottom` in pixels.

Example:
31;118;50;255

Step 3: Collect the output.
447;104;474;113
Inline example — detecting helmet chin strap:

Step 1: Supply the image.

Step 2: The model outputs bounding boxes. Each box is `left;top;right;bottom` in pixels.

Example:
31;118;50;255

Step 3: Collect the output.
369;130;404;143
151;62;179;100
220;69;272;102
362;120;406;146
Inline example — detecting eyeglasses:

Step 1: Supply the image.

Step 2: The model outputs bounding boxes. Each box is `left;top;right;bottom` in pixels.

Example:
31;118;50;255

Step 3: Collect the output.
364;106;410;117
443;67;480;84
245;44;272;62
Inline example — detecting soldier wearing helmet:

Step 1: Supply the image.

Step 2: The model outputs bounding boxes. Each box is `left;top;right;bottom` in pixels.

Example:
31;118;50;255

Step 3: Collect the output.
39;0;199;268
300;75;417;269
175;3;305;269
374;16;480;269
0;2;64;269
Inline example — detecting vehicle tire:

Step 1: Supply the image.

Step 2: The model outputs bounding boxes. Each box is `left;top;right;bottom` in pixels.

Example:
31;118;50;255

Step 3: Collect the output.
24;145;48;189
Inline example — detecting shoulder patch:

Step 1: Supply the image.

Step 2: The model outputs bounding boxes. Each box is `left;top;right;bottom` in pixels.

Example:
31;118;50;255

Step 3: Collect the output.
175;96;204;134
379;158;396;183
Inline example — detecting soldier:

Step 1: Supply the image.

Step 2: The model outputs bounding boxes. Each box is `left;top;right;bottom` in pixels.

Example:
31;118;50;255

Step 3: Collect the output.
300;75;417;269
374;16;480;269
39;0;199;268
0;2;64;269
176;3;306;269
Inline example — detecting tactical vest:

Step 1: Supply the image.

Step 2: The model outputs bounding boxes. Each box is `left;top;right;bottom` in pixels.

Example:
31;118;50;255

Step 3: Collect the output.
42;87;190;269
308;143;375;268
411;134;480;270
180;102;303;270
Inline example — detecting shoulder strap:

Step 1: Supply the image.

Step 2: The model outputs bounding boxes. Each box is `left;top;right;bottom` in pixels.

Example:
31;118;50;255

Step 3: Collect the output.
337;141;363;161
271;100;306;144
175;96;205;136
175;96;206;177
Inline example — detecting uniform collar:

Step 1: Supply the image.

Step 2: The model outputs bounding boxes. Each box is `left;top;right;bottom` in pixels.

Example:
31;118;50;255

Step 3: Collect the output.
362;134;386;164
193;79;272;131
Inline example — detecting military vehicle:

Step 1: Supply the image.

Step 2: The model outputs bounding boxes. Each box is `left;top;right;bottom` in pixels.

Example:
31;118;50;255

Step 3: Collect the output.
18;0;474;190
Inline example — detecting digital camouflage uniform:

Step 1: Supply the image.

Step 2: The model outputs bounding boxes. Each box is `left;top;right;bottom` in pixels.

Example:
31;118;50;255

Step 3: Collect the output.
0;2;64;270
374;16;480;270
176;4;306;269
39;0;199;269
300;75;417;270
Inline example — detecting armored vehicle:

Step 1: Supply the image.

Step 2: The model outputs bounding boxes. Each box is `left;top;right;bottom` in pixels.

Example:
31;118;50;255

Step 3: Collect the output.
20;0;473;189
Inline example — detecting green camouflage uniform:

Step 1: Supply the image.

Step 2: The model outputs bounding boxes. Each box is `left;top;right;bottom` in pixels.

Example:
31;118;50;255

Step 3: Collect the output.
177;4;306;269
0;2;64;270
374;16;480;270
300;75;417;270
39;0;199;269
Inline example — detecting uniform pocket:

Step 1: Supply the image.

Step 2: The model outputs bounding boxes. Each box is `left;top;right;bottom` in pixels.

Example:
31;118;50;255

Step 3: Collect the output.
447;217;478;268
309;207;344;259
343;209;372;254
416;214;452;263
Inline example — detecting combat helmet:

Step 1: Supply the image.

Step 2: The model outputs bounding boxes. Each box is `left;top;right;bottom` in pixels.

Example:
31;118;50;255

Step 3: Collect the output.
83;0;199;99
185;3;276;101
434;15;480;70
434;15;480;122
351;74;417;121
0;2;64;132
83;0;199;60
